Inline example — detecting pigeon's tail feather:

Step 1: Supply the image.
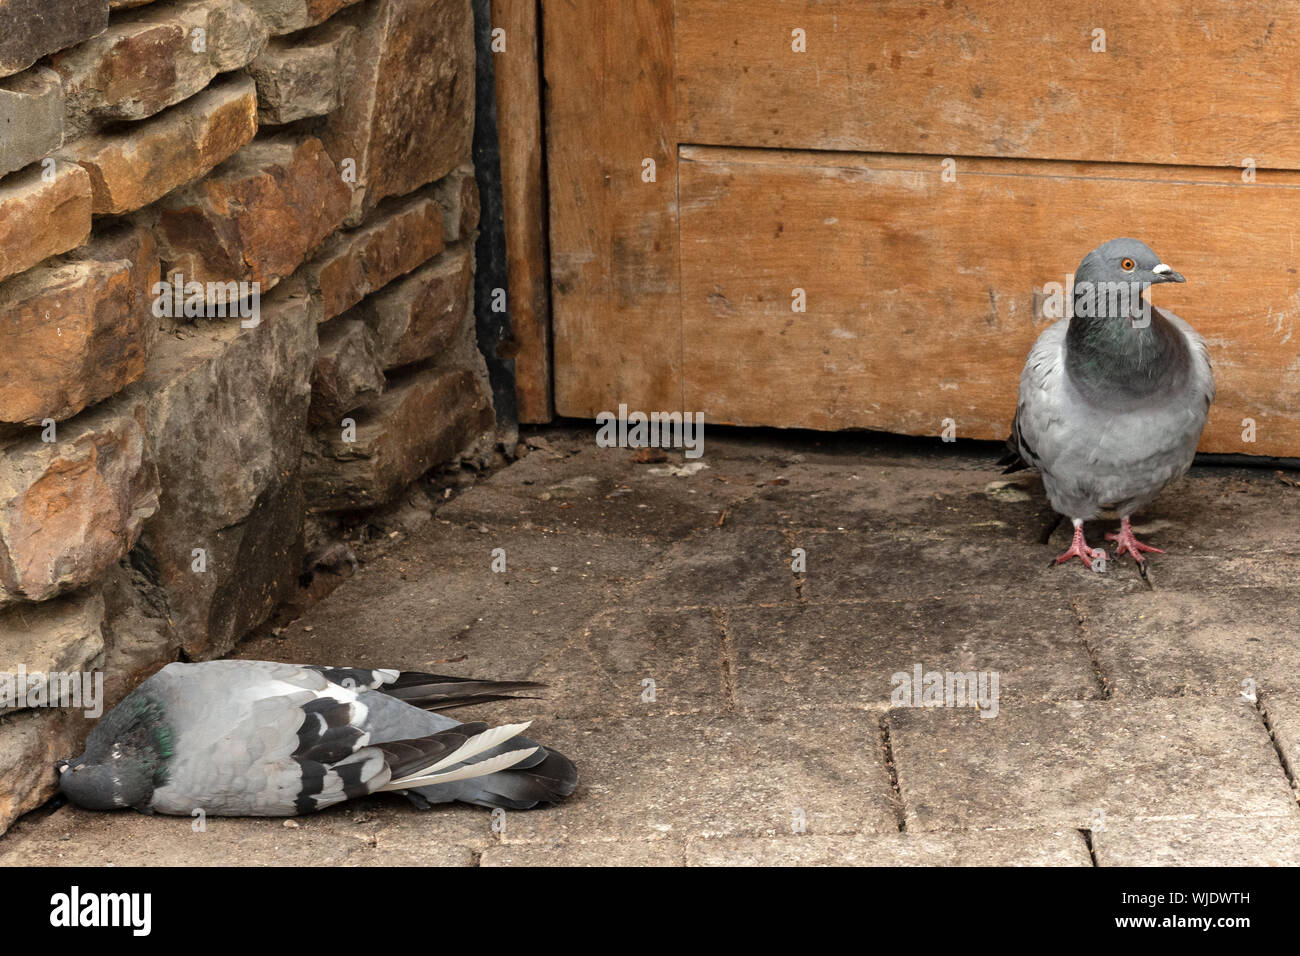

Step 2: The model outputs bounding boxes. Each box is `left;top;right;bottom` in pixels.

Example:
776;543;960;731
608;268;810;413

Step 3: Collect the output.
384;746;540;789
381;671;546;712
998;450;1029;474
377;722;534;791
404;741;579;811
999;411;1036;474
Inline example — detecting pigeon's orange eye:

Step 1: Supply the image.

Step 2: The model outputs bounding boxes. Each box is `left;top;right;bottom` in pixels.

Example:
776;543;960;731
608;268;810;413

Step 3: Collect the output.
1121;258;1136;271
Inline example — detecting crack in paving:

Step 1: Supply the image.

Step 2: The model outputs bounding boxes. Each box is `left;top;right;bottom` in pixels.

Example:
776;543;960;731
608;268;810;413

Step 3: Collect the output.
878;714;907;832
779;527;809;604
1079;828;1100;866
1255;691;1299;800
1069;597;1112;700
711;607;738;713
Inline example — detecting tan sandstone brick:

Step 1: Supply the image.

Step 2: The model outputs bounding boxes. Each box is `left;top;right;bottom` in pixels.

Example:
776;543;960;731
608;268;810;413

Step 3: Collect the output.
129;283;315;659
241;0;362;35
51;0;268;138
154;135;350;297
63;74;258;215
249;18;355;125
0;708;92;836
0;258;145;425
430;165;480;243
304;189;445;322
360;242;473;369
0;398;160;606
322;0;474;221
309;316;385;426
0;588;106;716
0;161;92;283
302;365;493;511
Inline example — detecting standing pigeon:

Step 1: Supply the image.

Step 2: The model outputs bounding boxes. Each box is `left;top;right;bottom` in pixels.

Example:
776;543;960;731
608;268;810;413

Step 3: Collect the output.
1001;238;1215;570
56;660;577;816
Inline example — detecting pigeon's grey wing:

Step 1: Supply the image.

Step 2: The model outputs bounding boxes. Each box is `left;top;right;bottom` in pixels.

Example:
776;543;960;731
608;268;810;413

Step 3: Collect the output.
307;665;545;711
1012;319;1070;478
146;660;375;815
1012;320;1118;519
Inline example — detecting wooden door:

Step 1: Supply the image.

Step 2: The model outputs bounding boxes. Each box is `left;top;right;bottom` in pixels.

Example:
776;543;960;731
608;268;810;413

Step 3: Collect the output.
541;1;1300;456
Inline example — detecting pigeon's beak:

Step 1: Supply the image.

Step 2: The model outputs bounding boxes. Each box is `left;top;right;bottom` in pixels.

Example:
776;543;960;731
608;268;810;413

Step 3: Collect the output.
1151;263;1185;283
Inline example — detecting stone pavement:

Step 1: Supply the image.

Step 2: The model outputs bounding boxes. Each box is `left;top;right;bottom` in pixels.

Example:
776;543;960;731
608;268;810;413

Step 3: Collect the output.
3;426;1299;866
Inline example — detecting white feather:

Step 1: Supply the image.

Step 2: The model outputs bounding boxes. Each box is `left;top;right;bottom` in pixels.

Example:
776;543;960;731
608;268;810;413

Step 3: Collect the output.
380;721;531;788
425;722;531;774
378;747;538;791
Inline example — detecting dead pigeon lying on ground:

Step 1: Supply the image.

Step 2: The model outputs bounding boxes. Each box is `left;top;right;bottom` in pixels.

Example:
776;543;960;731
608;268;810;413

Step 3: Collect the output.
1000;238;1215;570
56;660;577;816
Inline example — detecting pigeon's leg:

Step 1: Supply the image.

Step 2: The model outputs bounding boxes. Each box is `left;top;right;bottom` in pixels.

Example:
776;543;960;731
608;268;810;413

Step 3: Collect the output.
1053;518;1106;569
1106;516;1165;563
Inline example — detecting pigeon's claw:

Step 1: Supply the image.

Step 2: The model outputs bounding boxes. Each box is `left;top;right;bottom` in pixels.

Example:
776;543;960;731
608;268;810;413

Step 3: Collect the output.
1106;517;1164;563
1052;524;1106;570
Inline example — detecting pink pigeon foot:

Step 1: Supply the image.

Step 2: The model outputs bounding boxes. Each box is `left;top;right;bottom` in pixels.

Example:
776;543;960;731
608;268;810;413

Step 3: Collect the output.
1053;522;1105;569
1106;517;1165;564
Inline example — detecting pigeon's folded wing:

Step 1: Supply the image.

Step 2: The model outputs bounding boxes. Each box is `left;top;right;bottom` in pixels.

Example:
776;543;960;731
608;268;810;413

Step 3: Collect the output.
1011;320;1070;476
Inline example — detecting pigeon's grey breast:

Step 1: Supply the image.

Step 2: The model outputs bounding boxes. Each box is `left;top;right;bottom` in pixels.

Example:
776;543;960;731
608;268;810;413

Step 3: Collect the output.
1014;309;1214;520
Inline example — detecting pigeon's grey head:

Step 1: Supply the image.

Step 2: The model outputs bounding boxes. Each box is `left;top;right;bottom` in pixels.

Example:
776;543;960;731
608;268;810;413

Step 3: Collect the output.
56;750;156;811
56;689;171;811
1071;238;1185;323
1077;235;1183;294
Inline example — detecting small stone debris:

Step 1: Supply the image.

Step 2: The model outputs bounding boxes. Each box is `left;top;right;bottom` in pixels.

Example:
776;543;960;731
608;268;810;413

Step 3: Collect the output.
524;435;567;460
631;447;669;464
984;479;1033;502
646;461;709;478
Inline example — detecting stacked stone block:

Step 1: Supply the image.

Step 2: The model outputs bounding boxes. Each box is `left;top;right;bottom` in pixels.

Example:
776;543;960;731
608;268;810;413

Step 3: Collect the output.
0;0;492;833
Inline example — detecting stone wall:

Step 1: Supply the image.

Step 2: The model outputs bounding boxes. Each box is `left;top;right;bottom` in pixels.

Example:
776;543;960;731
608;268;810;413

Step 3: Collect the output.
0;0;495;834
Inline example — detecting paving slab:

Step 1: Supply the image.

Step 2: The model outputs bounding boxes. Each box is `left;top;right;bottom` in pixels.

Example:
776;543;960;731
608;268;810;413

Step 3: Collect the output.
728;599;1101;714
498;713;900;844
527;608;726;717
724;463;1007;532
439;441;756;542
235;524;644;684
616;527;798;608
684;829;1093;866
1082;589;1300;698
889;698;1296;831
0;800;488;866
482;839;685;867
427;518;670;580
1092;816;1300;866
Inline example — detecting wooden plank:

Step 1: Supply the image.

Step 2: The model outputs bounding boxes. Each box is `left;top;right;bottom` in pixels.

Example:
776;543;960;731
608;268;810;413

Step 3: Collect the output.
677;0;1300;169
541;0;683;417
493;0;553;422
679;146;1300;457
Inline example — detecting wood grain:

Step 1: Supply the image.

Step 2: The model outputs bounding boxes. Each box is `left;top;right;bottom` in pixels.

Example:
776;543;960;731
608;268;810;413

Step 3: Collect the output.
541;0;684;417
677;0;1300;169
679;146;1300;456
493;0;553;422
